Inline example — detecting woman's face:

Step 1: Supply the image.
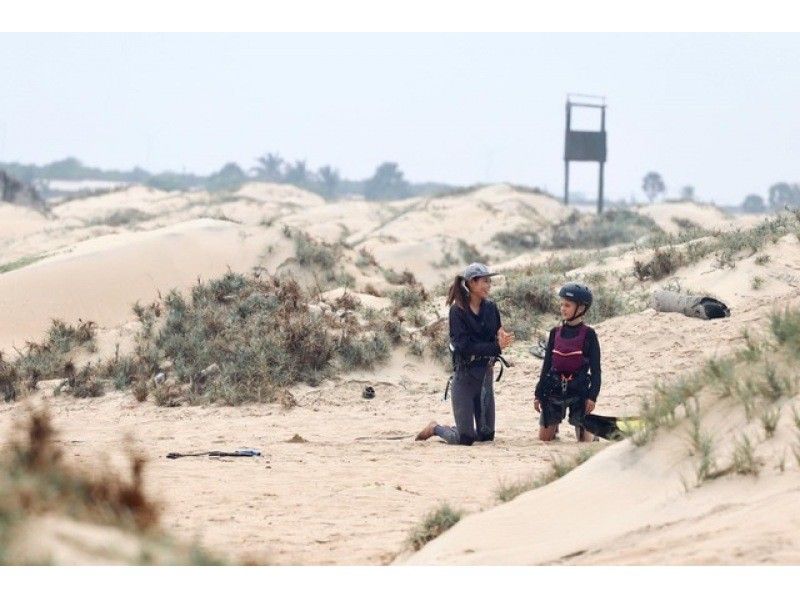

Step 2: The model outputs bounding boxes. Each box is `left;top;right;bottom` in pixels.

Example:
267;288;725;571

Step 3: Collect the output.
467;276;492;300
560;298;580;320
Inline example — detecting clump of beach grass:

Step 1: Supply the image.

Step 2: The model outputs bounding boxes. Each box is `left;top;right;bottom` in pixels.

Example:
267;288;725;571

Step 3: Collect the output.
495;448;597;503
406;503;463;551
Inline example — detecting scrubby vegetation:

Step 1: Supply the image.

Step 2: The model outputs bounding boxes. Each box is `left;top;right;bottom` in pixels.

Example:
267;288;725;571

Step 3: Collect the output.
406;503;463;551
634;210;800;281
546;210;658;250
0;409;218;564
1;319;98;401
124;272;393;405
491;229;540;253
632;306;800;486
0;253;48;274
495;448;598;503
86;208;155;228
493;265;643;340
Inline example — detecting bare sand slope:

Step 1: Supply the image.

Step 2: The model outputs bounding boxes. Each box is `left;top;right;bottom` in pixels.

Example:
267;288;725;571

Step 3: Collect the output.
0;203;51;243
634;200;731;234
0;219;273;353
354;185;571;286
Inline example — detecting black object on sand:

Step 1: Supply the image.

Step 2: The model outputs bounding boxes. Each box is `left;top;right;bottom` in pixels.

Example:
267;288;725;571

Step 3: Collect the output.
582;414;642;441
166;448;262;459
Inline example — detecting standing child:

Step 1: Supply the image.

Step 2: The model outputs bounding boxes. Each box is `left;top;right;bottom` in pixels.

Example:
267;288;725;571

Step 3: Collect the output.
534;283;601;442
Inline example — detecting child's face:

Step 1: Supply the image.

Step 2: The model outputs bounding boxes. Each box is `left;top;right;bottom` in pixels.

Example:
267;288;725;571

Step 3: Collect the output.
560;298;579;320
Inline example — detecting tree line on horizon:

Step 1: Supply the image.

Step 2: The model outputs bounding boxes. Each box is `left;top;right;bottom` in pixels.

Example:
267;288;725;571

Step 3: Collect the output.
0;155;455;201
641;171;797;214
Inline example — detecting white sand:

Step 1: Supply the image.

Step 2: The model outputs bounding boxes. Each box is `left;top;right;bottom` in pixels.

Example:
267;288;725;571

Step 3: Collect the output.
2;182;798;564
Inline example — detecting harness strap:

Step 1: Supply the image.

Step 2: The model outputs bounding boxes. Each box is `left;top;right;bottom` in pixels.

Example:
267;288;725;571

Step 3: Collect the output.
444;355;512;401
443;374;453;402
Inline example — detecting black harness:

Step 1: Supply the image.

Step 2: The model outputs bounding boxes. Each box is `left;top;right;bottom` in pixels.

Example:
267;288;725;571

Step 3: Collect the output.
443;347;511;402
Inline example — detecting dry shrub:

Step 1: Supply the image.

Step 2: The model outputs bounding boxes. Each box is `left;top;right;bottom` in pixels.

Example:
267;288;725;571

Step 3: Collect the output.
4;319;99;399
548;210;658;249
0;410;160;548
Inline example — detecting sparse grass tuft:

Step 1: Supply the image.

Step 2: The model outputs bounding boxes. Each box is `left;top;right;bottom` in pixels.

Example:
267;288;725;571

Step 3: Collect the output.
87;208;155;228
759;360;789;402
731;434;759;476
760;406;781;439
407;504;463;551
738;329;762;363
751;276;765;290
495;448;597;503
0;253;48;274
770;308;800;352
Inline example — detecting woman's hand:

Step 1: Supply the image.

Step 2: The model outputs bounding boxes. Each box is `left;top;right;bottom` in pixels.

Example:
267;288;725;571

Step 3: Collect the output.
497;327;514;350
534;399;541;413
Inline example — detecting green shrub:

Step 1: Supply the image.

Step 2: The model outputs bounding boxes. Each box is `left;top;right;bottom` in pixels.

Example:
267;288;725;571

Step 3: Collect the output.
407;504;463;551
456;239;488;264
491;229;540;253
389;285;428;309
338;332;391;370
87;208;155;227
548;210;658;249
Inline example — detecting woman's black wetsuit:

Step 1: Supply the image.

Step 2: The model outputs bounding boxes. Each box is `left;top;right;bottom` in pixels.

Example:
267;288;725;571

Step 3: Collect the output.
433;299;503;445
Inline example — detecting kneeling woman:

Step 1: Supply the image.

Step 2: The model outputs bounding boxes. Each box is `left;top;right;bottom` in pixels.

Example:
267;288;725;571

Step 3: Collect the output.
534;283;601;442
415;263;514;445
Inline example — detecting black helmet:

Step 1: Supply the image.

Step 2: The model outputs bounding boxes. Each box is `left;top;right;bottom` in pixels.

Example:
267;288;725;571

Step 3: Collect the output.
558;282;593;308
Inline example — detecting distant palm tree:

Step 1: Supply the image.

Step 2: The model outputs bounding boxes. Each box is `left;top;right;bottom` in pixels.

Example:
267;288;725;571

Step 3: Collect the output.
284;160;309;186
318;165;340;199
253;153;284;182
364;162;410;200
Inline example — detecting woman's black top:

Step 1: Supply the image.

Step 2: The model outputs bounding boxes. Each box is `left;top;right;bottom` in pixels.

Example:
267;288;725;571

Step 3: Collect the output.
448;299;502;373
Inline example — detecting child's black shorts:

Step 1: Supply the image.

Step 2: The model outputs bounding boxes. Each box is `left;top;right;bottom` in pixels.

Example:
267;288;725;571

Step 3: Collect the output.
539;395;587;428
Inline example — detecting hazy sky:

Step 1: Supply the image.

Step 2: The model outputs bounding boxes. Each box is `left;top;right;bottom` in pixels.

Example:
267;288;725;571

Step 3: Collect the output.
1;33;798;204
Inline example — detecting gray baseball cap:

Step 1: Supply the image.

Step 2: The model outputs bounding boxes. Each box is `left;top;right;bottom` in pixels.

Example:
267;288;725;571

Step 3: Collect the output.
463;262;499;280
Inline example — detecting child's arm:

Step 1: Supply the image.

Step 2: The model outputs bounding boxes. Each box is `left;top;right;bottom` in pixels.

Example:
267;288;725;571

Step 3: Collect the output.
586;328;602;401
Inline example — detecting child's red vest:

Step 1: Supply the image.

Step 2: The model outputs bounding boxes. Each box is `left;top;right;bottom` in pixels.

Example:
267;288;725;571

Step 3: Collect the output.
551;324;588;374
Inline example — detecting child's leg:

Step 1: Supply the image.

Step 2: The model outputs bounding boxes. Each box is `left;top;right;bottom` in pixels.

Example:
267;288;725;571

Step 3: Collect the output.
569;399;594;442
539;397;566;442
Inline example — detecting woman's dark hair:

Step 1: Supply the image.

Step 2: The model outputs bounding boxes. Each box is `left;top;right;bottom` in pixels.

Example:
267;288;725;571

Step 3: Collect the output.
446;275;471;310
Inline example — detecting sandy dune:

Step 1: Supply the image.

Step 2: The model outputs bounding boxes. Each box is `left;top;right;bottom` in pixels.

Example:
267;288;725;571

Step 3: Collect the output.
0;219;272;353
2;181;797;564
